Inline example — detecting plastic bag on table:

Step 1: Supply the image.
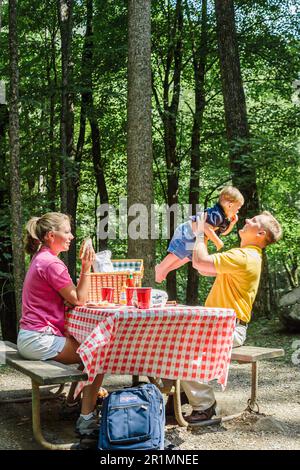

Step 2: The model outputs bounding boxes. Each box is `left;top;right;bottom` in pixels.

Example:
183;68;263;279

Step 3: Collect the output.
93;250;114;272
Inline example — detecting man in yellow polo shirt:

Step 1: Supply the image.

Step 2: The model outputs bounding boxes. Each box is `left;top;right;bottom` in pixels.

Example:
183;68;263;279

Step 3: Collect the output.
181;211;282;425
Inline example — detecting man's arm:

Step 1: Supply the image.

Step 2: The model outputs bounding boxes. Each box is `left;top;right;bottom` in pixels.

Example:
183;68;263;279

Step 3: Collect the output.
192;233;217;276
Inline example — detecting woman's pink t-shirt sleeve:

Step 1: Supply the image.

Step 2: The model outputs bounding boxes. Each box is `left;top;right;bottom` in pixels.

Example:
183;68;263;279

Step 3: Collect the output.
44;262;73;291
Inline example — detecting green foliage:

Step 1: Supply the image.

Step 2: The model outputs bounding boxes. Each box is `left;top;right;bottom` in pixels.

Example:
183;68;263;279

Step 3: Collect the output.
247;315;300;364
0;0;299;307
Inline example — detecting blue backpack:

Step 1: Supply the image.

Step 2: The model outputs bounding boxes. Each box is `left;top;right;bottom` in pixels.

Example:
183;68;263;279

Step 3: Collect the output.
98;383;165;451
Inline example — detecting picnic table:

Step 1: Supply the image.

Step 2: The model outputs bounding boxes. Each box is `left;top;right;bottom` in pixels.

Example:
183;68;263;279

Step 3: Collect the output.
65;305;236;400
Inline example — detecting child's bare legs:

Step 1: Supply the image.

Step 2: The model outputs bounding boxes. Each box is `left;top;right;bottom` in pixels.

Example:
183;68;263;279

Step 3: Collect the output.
155;253;190;283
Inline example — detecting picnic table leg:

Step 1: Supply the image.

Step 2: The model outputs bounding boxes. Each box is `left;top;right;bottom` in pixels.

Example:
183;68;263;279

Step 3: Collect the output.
247;362;259;413
0;383;65;404
173;380;189;427
31;380;79;450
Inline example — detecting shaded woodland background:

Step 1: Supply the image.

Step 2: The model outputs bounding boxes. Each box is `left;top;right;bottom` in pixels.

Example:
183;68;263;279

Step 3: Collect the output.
0;0;299;341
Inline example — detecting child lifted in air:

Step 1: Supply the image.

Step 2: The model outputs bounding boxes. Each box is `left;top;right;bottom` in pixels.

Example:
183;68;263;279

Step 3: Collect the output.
155;186;244;283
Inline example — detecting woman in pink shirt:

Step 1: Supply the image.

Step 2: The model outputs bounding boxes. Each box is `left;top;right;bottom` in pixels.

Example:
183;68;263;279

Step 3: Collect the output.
18;212;103;437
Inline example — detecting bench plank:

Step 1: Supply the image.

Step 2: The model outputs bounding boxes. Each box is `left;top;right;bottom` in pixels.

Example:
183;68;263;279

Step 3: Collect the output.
1;341;87;385
0;340;18;353
231;345;284;362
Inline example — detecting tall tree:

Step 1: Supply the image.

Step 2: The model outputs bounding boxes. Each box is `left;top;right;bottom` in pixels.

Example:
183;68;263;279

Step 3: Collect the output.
0;0;3;33
127;0;155;286
214;0;259;222
45;11;59;211
152;0;183;299
8;0;25;324
214;0;271;317
84;0;109;252
0;98;17;341
74;0;109;252
57;0;76;280
186;0;208;305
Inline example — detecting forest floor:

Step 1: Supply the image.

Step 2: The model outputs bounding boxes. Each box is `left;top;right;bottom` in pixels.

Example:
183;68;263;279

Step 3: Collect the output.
0;316;299;451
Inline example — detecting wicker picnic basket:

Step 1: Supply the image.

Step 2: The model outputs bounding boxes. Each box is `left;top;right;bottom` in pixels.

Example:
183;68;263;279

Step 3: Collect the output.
87;259;144;304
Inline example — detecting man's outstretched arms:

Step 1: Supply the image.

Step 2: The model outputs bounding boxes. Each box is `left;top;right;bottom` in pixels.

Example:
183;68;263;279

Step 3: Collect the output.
192;214;217;276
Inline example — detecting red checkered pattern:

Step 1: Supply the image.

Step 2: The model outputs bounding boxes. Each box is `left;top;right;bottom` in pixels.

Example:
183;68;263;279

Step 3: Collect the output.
65;306;236;398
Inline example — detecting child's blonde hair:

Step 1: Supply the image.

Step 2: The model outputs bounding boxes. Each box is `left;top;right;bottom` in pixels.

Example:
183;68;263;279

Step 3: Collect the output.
219;186;244;205
24;212;71;255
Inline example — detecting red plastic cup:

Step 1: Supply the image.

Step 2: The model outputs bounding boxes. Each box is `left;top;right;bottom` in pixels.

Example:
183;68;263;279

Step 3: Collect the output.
100;287;114;303
126;287;136;306
136;287;152;309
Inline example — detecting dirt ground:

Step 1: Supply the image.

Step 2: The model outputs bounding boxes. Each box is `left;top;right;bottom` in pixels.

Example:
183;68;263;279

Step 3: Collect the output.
0;357;299;451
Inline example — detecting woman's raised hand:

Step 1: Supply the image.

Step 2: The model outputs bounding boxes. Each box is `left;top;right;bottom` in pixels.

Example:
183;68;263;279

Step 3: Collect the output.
79;238;96;273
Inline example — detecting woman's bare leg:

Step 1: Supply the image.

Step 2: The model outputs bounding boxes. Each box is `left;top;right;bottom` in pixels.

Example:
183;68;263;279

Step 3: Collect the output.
52;336;82;365
65;363;84;404
53;337;104;414
155;254;190;283
51;337;82;405
81;374;104;415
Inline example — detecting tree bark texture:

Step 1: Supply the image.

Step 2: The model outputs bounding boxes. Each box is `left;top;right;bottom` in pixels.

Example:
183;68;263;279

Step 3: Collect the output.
0;102;17;341
8;0;25;323
46;24;59;211
84;0;109;251
165;0;183;300
152;0;183;298
186;0;208;305
214;0;259;222
253;250;271;318
283;253;298;289
215;0;272;317
57;0;76;280
127;0;155;286
0;0;3;35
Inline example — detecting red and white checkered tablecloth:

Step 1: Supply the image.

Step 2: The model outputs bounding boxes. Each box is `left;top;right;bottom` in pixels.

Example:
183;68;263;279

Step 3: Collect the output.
65;306;236;397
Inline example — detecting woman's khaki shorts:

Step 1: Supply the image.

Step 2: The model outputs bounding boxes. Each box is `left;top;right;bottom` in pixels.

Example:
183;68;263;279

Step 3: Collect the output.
17;329;66;360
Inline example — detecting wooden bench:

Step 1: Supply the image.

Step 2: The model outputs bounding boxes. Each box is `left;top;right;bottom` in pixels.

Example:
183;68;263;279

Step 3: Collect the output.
231;345;284;413
0;341;88;449
156;345;285;427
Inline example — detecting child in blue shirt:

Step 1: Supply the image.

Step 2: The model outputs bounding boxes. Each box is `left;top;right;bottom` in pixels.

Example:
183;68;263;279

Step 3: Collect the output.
155;186;244;283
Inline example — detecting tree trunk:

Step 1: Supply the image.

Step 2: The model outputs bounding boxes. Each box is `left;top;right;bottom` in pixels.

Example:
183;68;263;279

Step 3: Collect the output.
89;115;109;251
282;253;298;289
76;0;109;253
0;0;3;33
214;0;259;223
57;0;76;280
215;0;271;318
127;0;155;286
85;1;108;251
72;0;90;248
47;26;58;211
166;0;183;300
8;0;25;325
0;102;17;341
152;0;183;299
253;250;271;319
186;0;208;305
